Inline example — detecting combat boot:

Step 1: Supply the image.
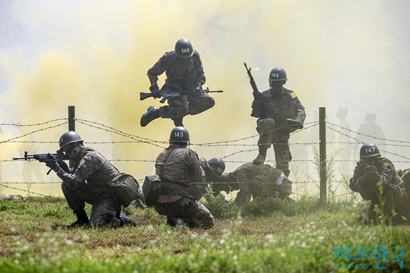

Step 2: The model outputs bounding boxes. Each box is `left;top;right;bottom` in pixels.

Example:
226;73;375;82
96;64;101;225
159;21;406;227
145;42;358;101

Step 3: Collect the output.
253;149;267;165
66;209;91;229
140;106;160;127
117;210;137;227
172;117;184;127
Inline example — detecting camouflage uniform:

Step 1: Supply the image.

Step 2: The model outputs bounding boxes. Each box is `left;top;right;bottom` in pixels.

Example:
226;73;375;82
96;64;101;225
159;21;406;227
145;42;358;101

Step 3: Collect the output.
154;144;214;229
225;163;292;203
252;87;306;176
188;158;224;200
147;51;215;121
350;157;406;225
55;147;132;228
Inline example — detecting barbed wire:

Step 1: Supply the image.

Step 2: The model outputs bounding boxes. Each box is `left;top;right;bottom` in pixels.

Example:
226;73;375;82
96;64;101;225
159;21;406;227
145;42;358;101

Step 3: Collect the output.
1;117;410;197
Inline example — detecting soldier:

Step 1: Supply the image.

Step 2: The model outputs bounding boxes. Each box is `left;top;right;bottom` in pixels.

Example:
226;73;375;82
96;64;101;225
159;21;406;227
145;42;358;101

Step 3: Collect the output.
153;126;214;229
189;157;226;200
251;67;306;177
350;143;406;225
45;131;138;228
141;38;215;127
221;162;292;203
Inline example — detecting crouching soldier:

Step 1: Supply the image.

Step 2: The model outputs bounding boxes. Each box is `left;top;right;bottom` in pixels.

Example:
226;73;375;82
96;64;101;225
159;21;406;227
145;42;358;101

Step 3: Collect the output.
45;131;141;228
350;144;406;225
153;126;214;229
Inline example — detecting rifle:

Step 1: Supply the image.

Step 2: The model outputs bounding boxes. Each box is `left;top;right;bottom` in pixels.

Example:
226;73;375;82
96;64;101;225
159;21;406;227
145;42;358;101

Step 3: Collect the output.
244;62;260;99
13;150;68;175
140;87;223;103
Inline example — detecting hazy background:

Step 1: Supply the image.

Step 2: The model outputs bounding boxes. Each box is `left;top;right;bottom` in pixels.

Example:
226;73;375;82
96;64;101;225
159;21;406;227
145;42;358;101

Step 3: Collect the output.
1;0;409;196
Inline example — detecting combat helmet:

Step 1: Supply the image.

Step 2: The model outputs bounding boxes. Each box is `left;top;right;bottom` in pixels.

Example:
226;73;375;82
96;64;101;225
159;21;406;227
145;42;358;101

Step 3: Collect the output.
169;126;190;144
360;143;380;159
207;157;225;177
269;67;287;82
174;38;194;59
59;131;83;149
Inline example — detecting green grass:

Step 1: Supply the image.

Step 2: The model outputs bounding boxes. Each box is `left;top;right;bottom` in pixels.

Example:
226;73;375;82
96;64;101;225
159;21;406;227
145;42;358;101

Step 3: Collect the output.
0;197;409;273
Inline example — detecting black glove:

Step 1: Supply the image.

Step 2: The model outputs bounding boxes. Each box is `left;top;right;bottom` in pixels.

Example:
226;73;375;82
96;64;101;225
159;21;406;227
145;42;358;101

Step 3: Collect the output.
365;164;379;181
45;153;59;171
149;83;159;92
286;118;303;129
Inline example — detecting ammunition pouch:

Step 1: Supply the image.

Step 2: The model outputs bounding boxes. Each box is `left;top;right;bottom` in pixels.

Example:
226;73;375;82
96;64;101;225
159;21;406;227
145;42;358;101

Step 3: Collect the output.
142;175;162;207
110;173;141;207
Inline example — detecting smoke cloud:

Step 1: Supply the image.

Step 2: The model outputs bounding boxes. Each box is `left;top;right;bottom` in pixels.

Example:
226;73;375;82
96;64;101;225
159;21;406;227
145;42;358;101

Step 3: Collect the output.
1;0;409;189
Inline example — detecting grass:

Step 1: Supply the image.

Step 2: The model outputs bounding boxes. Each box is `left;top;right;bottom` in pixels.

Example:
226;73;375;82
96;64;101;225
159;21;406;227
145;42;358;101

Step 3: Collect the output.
0;196;409;273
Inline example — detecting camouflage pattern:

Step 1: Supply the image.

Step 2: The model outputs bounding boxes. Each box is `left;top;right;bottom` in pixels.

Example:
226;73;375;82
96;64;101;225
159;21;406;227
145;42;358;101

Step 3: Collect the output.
56;147;130;227
228;163;292;203
398;169;410;222
253;87;306;175
350;157;406;225
189;158;225;200
148;51;214;119
155;144;204;186
154;196;214;229
154;144;213;229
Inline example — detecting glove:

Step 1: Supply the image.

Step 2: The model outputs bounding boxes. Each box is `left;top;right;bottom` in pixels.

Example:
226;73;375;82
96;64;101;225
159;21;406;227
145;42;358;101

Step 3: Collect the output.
364;164;379;181
286;118;303;129
149;83;159;92
45;153;59;171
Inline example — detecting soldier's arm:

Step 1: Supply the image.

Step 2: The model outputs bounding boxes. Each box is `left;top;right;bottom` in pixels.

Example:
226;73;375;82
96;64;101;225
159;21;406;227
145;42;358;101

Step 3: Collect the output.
289;91;306;124
147;53;169;87
56;154;99;190
379;159;396;186
193;52;206;87
349;163;366;192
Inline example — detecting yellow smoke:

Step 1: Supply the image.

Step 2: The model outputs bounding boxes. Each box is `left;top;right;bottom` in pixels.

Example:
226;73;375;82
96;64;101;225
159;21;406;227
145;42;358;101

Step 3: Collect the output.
1;0;409;195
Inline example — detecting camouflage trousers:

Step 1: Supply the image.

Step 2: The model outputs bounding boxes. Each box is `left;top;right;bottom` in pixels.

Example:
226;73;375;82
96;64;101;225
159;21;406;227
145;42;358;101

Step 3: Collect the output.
62;182;122;228
357;183;407;225
159;92;215;119
154;196;214;229
256;118;292;175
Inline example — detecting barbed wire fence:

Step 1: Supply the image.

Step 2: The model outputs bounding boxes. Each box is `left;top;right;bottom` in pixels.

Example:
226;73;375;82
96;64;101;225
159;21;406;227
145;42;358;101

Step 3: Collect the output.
1;106;409;202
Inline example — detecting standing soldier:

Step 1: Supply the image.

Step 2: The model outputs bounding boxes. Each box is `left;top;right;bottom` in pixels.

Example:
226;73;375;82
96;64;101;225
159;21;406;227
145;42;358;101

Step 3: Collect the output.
153;126;214;229
140;38;215;127
251;67;306;177
350;143;406;225
44;131;138;228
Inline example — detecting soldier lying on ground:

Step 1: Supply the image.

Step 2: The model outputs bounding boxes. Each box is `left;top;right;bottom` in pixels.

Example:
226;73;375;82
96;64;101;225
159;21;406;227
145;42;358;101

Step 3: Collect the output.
190;161;292;203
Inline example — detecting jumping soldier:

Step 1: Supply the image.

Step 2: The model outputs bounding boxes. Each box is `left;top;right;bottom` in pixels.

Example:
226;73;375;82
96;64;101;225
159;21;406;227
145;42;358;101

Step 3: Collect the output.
45;131;139;228
350;143;407;225
141;38;215;127
251;67;306;177
153;126;214;229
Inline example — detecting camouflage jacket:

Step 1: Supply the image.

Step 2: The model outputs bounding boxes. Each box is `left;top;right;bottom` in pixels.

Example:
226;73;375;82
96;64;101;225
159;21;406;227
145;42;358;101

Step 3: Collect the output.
252;87;306;131
229;163;292;198
147;50;206;92
155;144;204;186
56;147;119;193
350;157;403;202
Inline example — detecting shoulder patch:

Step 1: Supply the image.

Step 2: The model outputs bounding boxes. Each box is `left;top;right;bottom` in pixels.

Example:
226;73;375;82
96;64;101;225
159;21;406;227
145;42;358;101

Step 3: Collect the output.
289;92;298;99
78;158;85;168
382;162;389;169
